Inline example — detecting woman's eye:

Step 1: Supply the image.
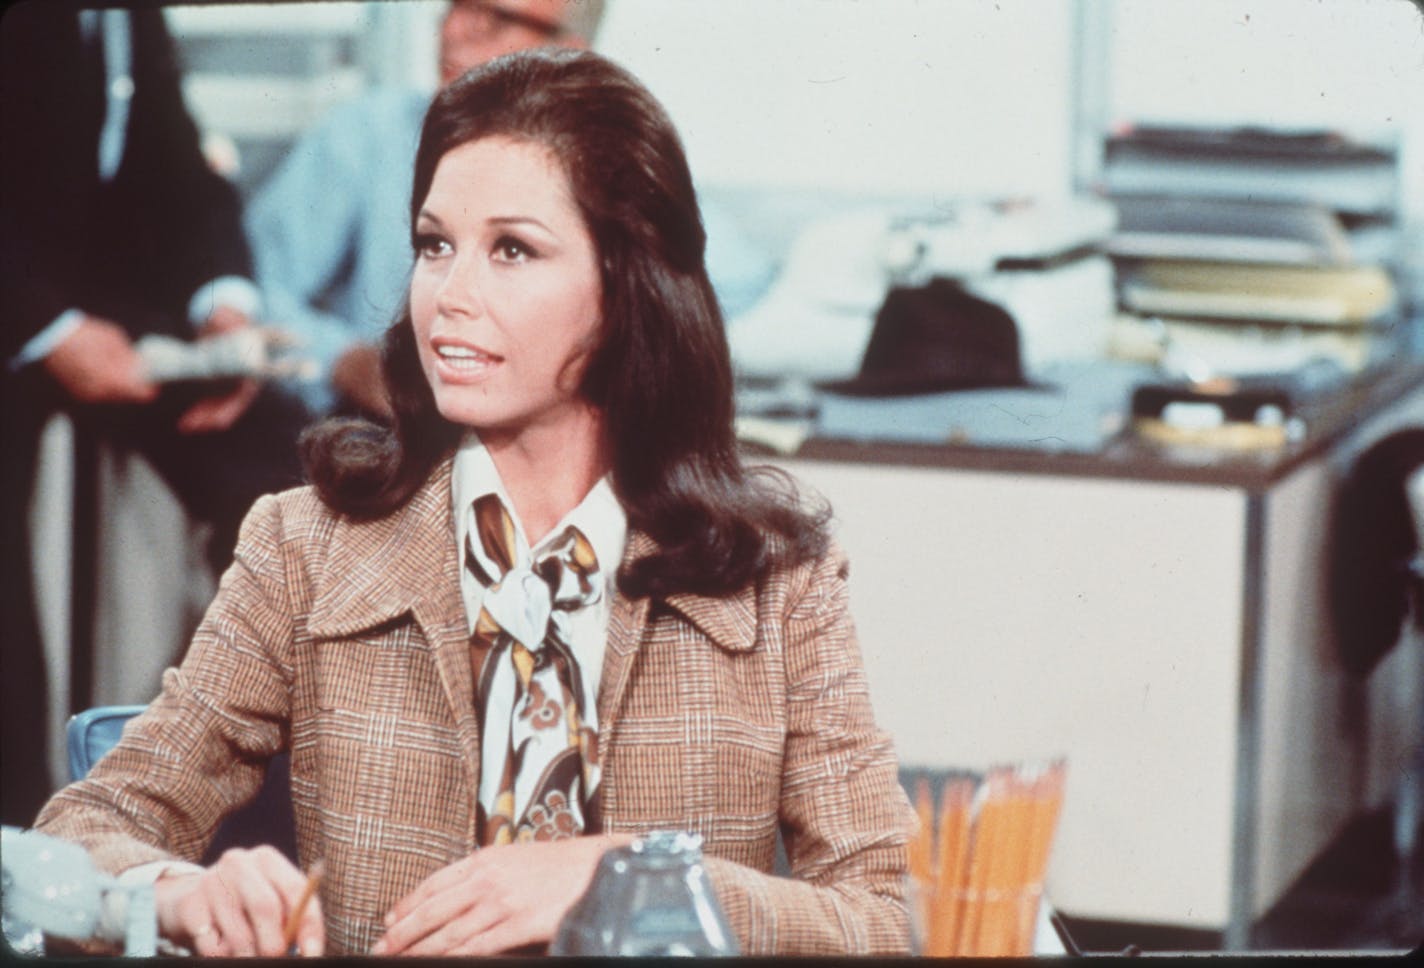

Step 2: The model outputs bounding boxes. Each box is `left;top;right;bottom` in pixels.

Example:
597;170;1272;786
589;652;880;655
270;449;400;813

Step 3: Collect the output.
414;234;451;259
492;236;535;263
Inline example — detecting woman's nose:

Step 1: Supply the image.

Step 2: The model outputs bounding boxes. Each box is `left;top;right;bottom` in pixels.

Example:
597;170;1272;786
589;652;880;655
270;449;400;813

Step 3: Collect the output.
435;252;486;319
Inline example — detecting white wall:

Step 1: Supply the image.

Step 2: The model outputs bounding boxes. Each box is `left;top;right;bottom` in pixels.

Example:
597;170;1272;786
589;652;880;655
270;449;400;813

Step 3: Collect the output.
596;0;1424;220
596;0;1079;198
168;0;1424;219
1107;0;1424;222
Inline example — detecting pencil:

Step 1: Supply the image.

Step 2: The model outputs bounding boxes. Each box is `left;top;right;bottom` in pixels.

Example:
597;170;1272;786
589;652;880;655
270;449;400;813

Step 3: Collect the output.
930;777;973;956
957;778;1002;956
910;776;935;884
283;859;325;952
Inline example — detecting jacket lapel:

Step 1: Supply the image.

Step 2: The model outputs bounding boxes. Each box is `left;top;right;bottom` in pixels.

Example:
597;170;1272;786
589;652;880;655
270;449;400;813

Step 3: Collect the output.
306;458;482;787
301;485;765;812
597;530;759;735
597;532;654;737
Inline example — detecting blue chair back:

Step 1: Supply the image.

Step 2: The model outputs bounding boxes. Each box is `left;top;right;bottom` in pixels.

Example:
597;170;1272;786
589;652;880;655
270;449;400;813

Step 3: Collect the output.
67;704;148;783
66;705;297;865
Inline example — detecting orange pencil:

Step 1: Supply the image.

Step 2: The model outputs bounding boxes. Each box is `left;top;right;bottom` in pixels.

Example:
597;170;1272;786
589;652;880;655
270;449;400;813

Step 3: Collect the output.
1025;764;1066;885
909;776;935;885
904;777;936;947
929;777;973;956
981;769;1024;956
1016;762;1067;954
1006;772;1039;955
282;860;325;953
957;777;1003;956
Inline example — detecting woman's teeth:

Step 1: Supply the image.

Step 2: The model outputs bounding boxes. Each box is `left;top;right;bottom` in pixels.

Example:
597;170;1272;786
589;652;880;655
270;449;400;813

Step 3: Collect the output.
437;345;496;370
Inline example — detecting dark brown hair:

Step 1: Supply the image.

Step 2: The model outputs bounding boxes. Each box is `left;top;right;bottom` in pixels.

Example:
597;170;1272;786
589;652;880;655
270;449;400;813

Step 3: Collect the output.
302;48;828;598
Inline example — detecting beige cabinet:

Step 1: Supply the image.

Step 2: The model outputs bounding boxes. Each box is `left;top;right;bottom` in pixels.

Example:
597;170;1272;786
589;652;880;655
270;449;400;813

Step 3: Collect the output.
770;366;1424;945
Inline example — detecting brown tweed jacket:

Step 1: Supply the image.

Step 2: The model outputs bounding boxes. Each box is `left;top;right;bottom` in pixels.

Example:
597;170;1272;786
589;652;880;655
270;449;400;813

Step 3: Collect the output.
35;458;913;955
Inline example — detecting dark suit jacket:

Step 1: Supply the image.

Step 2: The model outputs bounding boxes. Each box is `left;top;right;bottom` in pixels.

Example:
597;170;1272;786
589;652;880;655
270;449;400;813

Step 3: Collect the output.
0;2;251;359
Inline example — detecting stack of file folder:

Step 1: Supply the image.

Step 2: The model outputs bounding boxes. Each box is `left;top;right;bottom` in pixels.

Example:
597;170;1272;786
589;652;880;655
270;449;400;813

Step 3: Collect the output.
1100;125;1404;378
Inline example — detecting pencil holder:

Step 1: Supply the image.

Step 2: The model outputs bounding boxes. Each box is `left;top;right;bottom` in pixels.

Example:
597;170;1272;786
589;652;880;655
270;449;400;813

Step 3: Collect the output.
902;759;1067;957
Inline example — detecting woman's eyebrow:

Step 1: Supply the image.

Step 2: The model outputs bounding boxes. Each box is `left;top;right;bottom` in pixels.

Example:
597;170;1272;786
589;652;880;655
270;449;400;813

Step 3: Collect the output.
488;215;553;233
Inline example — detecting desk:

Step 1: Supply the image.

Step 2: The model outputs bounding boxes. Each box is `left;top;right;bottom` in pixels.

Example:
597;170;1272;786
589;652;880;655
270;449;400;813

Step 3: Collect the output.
767;362;1424;948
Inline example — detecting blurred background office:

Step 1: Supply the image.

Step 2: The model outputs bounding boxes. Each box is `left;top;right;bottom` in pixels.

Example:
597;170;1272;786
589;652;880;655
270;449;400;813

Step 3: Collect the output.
14;0;1424;955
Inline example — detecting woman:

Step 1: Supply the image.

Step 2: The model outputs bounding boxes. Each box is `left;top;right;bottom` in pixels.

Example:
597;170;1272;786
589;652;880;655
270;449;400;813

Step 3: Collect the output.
34;48;913;957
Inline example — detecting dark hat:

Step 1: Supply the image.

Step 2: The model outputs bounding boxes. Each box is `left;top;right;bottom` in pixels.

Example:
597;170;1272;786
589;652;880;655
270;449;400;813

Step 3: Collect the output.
818;278;1031;397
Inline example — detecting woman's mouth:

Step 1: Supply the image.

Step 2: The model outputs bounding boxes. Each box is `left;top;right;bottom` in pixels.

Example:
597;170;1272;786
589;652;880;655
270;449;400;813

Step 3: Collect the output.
433;341;502;381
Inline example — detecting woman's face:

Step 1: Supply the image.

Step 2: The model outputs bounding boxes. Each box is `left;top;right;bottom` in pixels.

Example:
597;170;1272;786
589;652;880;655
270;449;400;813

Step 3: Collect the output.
410;136;603;446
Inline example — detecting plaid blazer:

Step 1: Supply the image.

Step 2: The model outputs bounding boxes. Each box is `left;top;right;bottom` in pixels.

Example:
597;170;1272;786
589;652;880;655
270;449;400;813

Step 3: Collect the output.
35;458;913;955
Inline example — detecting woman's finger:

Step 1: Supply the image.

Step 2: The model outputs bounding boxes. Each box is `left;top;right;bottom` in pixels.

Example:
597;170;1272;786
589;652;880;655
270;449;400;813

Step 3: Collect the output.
404;890;512;957
401;910;491;958
251;848;327;956
206;847;301;956
381;855;476;928
375;877;492;955
451;912;531;957
153;872;208;952
186;917;226;958
204;865;259;957
236;867;289;956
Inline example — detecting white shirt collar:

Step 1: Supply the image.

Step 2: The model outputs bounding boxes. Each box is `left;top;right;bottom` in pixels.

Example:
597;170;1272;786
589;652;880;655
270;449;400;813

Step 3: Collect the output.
451;432;626;631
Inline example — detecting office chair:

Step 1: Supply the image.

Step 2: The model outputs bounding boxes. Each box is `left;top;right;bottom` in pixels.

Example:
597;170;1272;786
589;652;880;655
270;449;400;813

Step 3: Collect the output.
66;705;298;866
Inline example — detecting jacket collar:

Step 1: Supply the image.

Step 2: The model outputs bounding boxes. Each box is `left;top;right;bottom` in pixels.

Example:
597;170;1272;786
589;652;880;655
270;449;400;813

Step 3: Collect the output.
305;463;758;749
302;460;761;800
307;458;465;642
595;530;758;740
307;467;759;656
617;531;759;654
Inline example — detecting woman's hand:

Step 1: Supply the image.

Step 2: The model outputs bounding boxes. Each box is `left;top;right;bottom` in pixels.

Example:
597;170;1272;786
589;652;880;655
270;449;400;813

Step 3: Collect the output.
371;834;632;956
152;846;325;957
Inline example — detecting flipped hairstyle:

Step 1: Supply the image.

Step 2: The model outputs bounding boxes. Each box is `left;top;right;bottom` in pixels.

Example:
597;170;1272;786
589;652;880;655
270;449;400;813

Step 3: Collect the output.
302;47;828;598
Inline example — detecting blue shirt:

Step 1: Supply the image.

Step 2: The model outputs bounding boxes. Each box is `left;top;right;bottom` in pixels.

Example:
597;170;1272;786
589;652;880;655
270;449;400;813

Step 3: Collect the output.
244;88;427;414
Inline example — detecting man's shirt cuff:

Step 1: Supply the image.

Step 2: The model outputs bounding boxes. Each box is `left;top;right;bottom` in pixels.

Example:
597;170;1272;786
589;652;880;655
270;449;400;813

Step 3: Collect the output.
188;276;263;328
9;309;84;371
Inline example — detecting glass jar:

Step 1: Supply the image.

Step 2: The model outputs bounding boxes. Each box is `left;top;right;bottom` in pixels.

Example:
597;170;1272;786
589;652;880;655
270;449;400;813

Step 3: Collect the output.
550;830;739;957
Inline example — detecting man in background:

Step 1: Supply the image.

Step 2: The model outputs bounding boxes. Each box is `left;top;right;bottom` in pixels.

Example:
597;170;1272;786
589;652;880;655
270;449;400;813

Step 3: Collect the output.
1;3;307;825
246;0;773;419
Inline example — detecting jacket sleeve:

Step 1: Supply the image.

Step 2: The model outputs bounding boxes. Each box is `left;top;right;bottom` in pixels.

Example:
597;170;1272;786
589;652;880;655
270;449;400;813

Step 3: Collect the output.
32;494;298;875
702;546;915;955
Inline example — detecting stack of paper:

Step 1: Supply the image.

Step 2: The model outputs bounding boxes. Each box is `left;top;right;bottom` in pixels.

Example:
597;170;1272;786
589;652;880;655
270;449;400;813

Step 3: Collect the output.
1107;196;1354;267
1099;125;1406;379
1121;260;1396;327
1100;125;1399;217
906;760;1066;957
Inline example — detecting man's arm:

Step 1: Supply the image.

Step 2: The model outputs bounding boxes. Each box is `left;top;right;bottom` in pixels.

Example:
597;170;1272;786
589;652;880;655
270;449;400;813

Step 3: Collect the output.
243;95;385;414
